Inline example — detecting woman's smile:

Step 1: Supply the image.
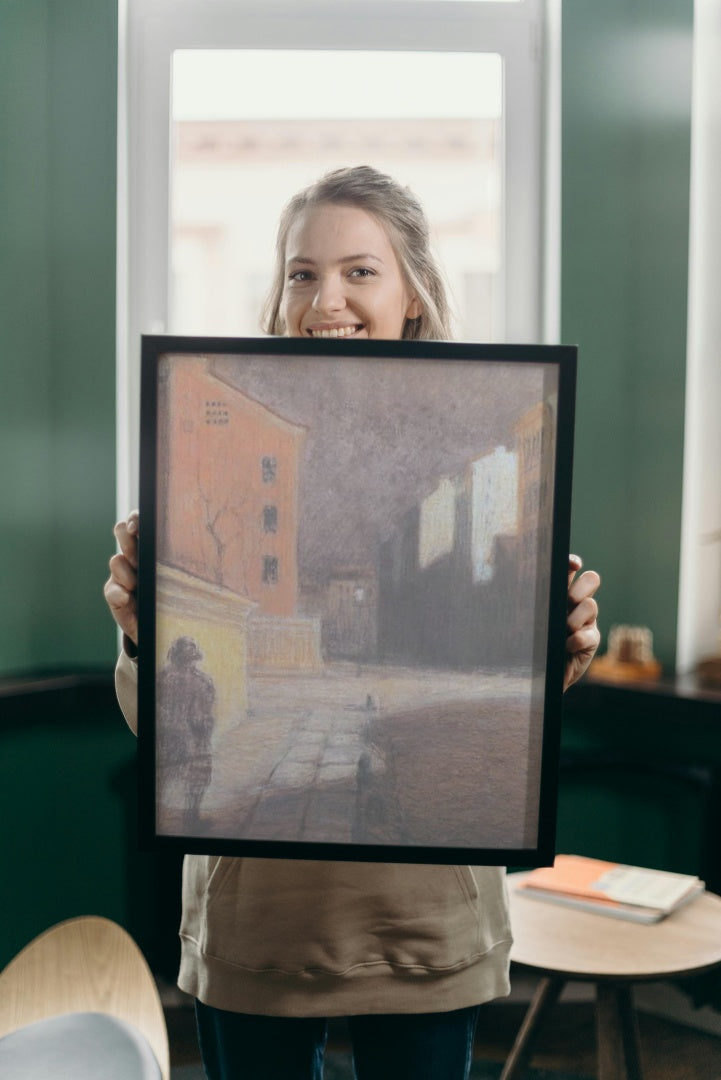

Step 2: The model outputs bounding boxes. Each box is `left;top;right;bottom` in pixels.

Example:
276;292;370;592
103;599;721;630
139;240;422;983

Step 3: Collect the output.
306;322;365;338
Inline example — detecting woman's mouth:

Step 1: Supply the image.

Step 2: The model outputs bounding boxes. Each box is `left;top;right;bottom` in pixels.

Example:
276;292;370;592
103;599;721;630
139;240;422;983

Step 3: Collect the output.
307;324;364;339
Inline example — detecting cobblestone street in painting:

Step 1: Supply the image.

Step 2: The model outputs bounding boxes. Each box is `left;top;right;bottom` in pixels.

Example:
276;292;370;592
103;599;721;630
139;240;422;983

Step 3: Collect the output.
163;662;542;851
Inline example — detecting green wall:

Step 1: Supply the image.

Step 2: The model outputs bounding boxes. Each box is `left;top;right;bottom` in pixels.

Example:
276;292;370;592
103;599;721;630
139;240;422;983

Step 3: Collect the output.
0;0;118;675
562;0;693;670
0;0;131;969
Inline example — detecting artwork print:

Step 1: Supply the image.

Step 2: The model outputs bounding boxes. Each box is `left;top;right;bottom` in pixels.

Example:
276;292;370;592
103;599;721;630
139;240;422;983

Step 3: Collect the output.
138;338;575;864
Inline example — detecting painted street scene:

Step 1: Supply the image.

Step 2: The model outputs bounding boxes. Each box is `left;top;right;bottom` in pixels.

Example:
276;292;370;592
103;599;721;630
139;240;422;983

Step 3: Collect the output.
153;350;559;852
172;662;543;850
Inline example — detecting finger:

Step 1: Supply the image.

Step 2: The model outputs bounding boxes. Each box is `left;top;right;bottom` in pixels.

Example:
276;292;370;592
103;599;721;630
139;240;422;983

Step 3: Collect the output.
108;552;138;592
103;577;132;612
567;553;583;588
566;624;601;657
566;594;599;634
113;518;139;567
103;579;138;641
568;569;601;607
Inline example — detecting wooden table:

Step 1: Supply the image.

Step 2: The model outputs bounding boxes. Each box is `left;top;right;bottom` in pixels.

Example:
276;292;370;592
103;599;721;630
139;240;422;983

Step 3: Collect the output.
503;872;721;1080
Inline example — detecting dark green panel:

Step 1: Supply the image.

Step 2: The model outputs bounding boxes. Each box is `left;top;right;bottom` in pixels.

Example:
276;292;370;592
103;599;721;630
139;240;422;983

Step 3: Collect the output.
559;682;721;888
562;0;693;669
0;687;132;967
47;0;118;666
0;682;185;975
556;771;707;877
0;2;55;672
0;0;118;673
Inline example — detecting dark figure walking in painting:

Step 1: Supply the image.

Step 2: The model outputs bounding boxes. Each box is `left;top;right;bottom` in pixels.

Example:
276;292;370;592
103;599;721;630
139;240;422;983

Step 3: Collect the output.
157;636;215;827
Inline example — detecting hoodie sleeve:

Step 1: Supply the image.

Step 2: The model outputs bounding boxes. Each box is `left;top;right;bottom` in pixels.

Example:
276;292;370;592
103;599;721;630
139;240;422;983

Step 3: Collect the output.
115;645;139;736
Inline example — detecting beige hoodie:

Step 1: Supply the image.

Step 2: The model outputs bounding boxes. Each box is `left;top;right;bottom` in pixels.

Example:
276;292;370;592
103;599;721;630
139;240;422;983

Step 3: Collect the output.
116;650;512;1016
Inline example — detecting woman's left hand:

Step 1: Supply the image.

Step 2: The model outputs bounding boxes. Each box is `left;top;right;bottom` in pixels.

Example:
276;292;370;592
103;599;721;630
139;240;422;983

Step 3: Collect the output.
564;555;601;691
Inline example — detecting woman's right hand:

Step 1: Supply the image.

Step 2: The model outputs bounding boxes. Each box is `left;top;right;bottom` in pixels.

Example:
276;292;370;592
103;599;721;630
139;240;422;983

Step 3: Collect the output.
103;510;139;646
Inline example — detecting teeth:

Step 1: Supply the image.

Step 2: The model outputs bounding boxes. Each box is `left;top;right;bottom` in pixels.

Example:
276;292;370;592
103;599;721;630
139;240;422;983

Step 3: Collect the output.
311;326;359;338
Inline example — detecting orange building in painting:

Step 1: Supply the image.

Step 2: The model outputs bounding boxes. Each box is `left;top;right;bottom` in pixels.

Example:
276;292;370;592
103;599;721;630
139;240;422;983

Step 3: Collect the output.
158;356;305;617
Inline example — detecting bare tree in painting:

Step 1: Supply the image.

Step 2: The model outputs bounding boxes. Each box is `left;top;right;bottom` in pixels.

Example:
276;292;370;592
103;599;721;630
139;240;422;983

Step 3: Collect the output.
196;465;247;593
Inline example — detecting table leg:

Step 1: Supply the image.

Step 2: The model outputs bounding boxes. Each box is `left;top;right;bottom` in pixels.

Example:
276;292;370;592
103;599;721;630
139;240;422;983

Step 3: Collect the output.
596;982;643;1080
499;976;565;1080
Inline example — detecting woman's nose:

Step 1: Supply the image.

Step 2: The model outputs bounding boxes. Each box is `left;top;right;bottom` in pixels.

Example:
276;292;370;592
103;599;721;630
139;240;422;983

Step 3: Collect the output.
312;274;345;314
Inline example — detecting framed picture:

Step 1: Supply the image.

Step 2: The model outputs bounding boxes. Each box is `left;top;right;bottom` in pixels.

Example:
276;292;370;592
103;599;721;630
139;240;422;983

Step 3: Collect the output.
137;336;576;865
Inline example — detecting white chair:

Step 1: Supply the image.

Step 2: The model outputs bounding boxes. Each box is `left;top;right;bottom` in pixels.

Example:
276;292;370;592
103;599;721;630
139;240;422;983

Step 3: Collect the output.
0;915;170;1079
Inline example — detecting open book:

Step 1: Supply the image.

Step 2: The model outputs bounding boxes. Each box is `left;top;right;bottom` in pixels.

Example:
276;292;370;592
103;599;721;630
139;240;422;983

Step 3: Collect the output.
516;854;705;923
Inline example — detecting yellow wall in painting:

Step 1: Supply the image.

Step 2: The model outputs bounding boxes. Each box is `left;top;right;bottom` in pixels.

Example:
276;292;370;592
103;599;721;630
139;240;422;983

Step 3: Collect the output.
156;563;256;735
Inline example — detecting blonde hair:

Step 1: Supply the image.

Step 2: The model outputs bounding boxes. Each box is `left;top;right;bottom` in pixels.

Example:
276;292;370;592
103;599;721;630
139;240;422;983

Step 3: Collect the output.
262;165;454;341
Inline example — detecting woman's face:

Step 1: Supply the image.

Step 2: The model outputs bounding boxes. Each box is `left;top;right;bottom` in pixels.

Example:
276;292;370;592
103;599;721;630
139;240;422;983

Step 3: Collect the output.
280;203;421;340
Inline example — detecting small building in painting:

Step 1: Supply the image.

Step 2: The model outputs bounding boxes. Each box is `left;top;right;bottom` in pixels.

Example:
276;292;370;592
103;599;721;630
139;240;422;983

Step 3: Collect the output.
323;570;378;661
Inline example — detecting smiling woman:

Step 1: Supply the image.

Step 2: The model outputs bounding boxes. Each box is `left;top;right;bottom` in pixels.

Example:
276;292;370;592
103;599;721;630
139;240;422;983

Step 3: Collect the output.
106;161;600;1080
263;167;451;342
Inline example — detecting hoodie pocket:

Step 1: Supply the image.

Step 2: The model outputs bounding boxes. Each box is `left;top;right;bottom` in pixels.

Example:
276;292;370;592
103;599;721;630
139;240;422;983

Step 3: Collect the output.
182;856;509;975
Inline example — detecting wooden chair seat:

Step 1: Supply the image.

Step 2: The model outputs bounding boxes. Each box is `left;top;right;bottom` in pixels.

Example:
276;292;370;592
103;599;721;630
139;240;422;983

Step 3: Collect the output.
0;916;169;1079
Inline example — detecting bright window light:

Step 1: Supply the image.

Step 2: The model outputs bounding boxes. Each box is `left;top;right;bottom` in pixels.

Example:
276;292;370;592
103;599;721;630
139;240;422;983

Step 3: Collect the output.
170;50;504;341
172;50;502;121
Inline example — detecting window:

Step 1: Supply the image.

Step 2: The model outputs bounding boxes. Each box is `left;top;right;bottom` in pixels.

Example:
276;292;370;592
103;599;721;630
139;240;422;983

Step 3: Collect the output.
263;505;278;533
204;399;228;426
262;556;279;585
118;0;557;511
261;456;277;484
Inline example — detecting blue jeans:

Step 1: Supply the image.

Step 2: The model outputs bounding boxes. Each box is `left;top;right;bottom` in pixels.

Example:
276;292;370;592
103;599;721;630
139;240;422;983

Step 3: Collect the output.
195;1000;481;1080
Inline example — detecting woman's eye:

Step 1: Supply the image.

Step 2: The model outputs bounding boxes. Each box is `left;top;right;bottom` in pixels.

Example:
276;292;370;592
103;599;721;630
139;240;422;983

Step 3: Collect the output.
349;267;375;279
288;270;313;283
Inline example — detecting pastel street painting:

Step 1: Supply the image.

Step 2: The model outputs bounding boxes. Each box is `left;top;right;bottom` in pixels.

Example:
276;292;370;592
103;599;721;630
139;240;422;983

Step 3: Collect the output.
153;350;559;853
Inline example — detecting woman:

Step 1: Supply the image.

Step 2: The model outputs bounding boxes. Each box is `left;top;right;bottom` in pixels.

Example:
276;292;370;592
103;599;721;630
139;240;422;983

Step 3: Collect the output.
106;166;601;1080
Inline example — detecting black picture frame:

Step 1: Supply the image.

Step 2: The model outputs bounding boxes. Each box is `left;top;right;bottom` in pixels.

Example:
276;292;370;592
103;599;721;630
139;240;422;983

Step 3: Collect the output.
138;335;576;865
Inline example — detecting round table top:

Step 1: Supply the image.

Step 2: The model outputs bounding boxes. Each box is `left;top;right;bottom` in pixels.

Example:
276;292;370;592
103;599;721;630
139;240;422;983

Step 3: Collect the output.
508;871;721;981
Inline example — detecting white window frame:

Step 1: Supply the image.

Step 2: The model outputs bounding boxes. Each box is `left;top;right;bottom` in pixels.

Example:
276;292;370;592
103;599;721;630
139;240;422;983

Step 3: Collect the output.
117;0;559;512
676;0;721;674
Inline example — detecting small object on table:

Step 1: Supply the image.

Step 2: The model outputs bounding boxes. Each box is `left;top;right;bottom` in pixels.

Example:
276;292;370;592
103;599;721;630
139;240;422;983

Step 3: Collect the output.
590;624;662;683
516;853;704;923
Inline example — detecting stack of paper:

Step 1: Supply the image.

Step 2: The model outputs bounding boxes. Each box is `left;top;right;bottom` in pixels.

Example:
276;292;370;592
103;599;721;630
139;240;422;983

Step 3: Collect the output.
517;854;705;923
